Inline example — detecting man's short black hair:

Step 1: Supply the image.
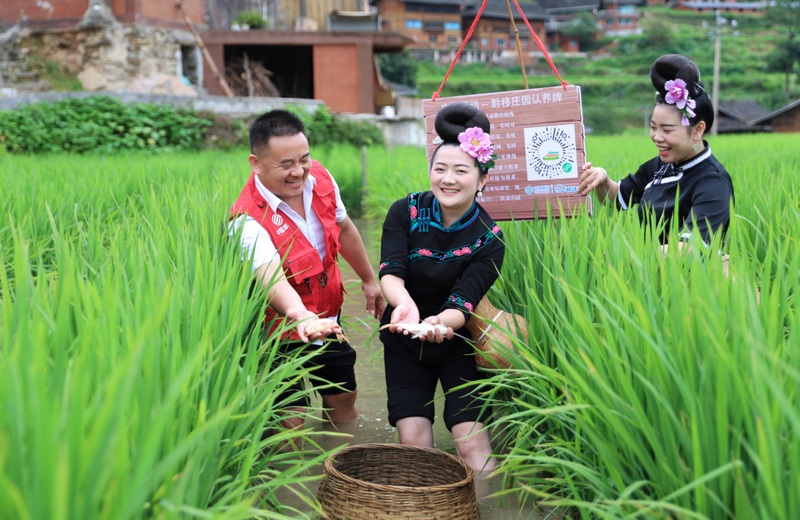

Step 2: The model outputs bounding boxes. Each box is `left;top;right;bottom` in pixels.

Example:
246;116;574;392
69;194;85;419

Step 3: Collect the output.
249;109;306;153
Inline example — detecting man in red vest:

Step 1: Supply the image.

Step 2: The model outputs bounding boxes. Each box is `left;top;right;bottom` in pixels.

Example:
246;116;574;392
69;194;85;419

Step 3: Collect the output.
230;109;384;431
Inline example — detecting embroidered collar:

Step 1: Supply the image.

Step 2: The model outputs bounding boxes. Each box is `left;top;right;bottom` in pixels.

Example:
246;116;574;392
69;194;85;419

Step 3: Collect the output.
431;196;480;232
675;144;711;172
410;192;480;233
644;145;712;191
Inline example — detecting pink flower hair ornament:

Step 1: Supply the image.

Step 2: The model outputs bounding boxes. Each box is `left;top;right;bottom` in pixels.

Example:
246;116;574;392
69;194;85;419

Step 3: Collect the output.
457;127;497;171
664;78;697;126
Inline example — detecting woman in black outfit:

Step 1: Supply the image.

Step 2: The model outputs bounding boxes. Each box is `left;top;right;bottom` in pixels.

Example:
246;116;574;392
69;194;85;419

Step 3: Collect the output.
378;102;505;473
579;54;734;247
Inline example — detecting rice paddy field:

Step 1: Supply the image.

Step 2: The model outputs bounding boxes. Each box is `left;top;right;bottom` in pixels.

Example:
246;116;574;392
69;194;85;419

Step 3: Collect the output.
1;132;798;519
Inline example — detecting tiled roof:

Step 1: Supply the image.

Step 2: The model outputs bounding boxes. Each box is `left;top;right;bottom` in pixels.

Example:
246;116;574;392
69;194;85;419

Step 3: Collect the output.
372;0;589;14
537;0;600;13
371;0;555;18
750;98;800;125
677;1;766;10
718;99;770;124
386;0;478;6
474;0;548;20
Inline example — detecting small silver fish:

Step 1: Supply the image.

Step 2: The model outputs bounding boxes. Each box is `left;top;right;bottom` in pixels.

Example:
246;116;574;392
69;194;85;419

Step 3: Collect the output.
380;321;472;343
379;322;449;339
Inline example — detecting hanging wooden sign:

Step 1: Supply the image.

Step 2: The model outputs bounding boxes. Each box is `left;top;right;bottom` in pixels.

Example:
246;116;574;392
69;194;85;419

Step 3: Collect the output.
422;86;591;221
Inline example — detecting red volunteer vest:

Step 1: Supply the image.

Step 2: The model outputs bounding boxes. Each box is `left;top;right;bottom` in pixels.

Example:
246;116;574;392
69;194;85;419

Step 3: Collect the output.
230;161;344;340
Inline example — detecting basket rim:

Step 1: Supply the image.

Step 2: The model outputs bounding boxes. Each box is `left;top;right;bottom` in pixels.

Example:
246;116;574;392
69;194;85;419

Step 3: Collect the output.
322;442;475;493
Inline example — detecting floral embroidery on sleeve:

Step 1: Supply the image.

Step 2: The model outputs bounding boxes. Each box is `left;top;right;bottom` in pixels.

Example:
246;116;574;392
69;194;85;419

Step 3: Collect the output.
448;294;474;313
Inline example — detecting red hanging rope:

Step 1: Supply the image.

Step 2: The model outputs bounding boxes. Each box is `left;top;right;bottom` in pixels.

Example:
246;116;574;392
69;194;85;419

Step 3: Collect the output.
511;0;567;90
431;0;567;100
431;0;489;101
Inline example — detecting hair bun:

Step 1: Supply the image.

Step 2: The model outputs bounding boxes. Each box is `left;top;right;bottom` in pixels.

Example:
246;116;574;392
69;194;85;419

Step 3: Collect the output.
434;102;491;143
650;54;704;98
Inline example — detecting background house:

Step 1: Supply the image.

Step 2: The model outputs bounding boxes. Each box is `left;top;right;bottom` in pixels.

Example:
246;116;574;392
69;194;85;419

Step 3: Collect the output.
464;0;548;63
537;0;600;52
715;98;800;134
370;0;602;58
370;0;471;60
598;0;642;36
749;99;800;133
194;0;372;30
716;98;771;133
675;0;767;14
0;0;410;114
201;29;408;112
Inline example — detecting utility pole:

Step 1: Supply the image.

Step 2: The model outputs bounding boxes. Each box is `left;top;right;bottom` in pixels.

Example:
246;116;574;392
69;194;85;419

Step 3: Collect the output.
711;9;721;136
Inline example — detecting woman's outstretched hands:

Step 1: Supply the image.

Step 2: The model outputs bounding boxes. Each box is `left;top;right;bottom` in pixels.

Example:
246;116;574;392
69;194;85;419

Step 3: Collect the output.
383;305;455;343
386;301;420;332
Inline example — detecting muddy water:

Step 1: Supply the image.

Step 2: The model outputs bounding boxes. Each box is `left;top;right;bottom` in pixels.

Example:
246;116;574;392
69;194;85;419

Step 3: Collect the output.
278;220;546;519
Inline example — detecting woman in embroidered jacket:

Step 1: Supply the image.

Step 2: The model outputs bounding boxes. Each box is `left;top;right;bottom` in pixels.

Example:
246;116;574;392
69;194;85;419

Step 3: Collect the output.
378;102;504;473
579;54;734;247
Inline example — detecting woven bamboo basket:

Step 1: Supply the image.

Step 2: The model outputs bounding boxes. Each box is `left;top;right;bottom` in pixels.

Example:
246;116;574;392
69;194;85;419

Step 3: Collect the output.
317;443;480;519
464;296;528;369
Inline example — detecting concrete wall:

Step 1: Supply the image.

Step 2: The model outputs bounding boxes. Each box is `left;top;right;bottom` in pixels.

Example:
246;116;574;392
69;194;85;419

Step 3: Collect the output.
0;91;321;118
372;116;426;147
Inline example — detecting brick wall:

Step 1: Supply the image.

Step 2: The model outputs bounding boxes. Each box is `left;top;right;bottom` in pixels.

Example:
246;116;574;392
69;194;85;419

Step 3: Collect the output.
1;0;87;28
0;0;205;30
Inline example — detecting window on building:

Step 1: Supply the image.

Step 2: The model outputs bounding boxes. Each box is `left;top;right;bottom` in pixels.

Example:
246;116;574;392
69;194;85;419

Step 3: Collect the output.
405;19;423;29
425;20;444;32
179;45;201;85
449;36;457;44
619;5;635;14
606;18;614;26
443;21;460;31
496;38;505;47
429;34;438;43
620;18;631;25
481;37;489;46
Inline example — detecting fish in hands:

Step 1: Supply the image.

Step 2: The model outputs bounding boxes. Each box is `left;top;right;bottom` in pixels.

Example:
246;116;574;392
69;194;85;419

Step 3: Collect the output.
379;322;449;340
304;318;348;342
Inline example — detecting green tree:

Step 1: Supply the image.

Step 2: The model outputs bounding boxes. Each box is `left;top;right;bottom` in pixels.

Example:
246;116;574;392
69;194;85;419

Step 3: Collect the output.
376;50;418;88
560;12;600;52
640;16;674;49
765;0;800;102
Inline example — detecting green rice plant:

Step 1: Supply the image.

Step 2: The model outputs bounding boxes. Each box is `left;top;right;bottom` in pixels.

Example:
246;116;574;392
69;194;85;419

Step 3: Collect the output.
366;133;799;518
362;145;428;229
310;144;371;218
0;151;351;519
486;214;798;518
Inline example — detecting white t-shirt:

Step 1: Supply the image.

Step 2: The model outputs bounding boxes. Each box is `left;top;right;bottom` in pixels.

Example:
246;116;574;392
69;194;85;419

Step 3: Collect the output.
229;170;347;272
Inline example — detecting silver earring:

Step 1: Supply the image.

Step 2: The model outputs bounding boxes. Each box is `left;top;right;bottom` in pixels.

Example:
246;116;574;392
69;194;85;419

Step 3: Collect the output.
693;142;701;152
476;189;483;197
